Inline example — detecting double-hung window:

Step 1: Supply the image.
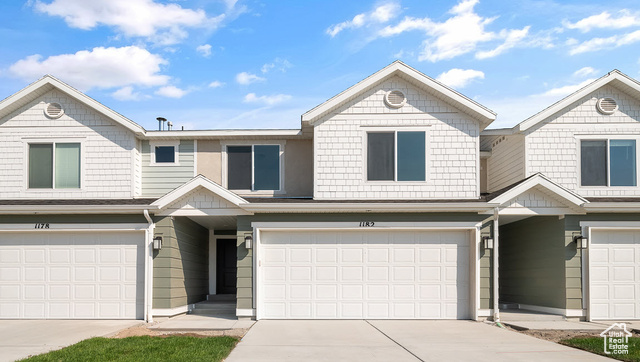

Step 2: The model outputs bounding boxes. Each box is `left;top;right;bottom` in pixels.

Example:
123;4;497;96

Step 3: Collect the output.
227;145;281;191
28;143;81;189
581;139;637;187
367;131;426;181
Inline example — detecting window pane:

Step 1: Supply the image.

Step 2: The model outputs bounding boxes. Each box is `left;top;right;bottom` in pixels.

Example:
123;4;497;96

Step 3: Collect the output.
368;133;394;181
397;131;426;181
55;143;81;189
29;144;53;188
227;146;252;189
155;146;175;163
610;140;636;186
254;145;280;190
581;140;607;186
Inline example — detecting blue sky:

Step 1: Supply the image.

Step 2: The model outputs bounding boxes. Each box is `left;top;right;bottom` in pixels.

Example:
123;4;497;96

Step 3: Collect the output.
1;0;639;130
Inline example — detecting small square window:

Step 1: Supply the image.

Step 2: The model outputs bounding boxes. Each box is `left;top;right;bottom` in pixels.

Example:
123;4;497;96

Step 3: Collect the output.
155;146;176;163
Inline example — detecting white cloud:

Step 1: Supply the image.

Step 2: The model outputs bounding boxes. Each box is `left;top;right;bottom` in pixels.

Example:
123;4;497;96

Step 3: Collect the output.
569;29;640;55
236;72;265;85
261;58;292;73
208;80;224;88
243;93;291;105
112;86;145;101
475;26;530;59
326;2;400;37
196;44;212;57
539;78;596;97
9;46;169;91
436;68;485;88
573;66;598;78
34;0;226;45
563;10;640;33
379;0;523;62
155;86;188;98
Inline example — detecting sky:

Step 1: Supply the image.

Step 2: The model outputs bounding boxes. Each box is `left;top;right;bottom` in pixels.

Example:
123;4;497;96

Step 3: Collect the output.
1;0;640;130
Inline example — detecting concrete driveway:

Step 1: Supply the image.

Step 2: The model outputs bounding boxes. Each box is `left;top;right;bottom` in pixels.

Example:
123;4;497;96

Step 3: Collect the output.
0;320;141;362
226;320;609;362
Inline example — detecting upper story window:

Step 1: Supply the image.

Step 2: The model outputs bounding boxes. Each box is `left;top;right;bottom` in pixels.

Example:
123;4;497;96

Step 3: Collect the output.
581;139;637;187
227;144;281;191
150;141;179;165
28;143;81;189
367;131;426;181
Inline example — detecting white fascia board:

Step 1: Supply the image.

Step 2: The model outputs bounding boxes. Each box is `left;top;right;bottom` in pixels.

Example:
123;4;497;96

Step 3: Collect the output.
0;205;157;214
480;128;515;136
489;174;588;206
242;202;493;213
302;61;495;125
152;175;247;209
516;71;637;132
583;203;640;212
143;129;303;139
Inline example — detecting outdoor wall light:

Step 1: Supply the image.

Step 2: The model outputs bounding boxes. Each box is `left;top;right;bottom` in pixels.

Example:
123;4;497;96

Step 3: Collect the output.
482;236;494;249
153;236;163;250
244;234;253;249
573;235;588;249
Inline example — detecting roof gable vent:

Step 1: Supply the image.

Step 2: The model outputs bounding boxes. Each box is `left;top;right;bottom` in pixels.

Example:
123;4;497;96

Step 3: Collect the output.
384;90;407;108
596;97;618;115
44;102;64;119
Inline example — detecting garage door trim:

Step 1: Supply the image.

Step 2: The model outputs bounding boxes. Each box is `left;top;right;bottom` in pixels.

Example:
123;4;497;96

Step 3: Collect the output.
252;222;481;321
582;221;640;321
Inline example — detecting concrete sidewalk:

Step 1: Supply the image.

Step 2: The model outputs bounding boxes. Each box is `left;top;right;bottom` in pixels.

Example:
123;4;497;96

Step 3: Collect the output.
0;320;141;362
149;314;255;331
226;320;609;362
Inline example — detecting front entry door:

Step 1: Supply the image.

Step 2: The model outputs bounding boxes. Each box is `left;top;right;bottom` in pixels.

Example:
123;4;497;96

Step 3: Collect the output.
217;239;238;294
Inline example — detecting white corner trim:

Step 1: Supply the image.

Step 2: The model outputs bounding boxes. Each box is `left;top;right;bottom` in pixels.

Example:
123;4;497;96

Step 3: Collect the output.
152;305;191;317
236;308;255;317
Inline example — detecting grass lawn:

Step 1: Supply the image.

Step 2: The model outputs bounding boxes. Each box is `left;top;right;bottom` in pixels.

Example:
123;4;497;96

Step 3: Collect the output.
562;337;640;361
21;336;238;362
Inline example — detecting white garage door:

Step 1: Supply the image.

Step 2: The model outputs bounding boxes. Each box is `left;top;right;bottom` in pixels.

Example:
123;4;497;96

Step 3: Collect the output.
0;231;145;319
590;229;640;320
259;229;470;319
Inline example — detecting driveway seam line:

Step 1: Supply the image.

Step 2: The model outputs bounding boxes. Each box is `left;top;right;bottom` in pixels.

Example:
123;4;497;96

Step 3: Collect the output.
365;320;424;362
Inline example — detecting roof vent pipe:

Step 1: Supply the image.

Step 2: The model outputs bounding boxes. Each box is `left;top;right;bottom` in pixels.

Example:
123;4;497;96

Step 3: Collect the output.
167;121;173;131
156;117;167;131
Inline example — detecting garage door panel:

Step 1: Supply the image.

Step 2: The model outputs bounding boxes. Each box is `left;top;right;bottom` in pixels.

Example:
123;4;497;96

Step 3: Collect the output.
0;231;144;319
591;229;640;320
260;229;471;320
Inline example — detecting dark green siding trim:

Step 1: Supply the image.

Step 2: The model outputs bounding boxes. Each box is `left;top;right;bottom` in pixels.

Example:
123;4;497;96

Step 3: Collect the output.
153;216;209;309
236;213;485;311
479;221;493;309
499;216;566;309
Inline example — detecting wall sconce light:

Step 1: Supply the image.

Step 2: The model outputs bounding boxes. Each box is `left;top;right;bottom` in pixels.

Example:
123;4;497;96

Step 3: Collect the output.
573;235;588;249
244;234;253;249
482;236;494;249
153;236;163;250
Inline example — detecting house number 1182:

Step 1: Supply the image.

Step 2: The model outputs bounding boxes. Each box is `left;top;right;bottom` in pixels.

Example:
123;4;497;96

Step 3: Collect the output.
359;222;375;227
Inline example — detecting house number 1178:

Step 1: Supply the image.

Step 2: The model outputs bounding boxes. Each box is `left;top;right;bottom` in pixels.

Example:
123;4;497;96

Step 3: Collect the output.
34;223;50;229
359;222;375;227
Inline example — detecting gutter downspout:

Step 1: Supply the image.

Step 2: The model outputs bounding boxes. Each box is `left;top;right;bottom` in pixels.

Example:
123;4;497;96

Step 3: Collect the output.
143;209;154;323
493;208;500;323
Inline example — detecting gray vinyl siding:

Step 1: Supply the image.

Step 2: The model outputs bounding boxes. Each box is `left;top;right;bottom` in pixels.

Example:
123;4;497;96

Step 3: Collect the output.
499;216;566;309
236;213;485;313
153;216;209;309
486;135;525;192
142;140;195;197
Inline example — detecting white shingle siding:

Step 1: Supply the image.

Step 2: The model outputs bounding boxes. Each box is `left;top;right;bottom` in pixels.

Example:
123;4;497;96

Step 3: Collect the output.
0;90;135;199
525;84;640;197
487;135;525;192
141;140;195;197
314;76;480;199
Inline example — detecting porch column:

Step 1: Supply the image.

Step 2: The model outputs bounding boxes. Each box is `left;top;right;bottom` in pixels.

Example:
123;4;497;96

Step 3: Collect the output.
493;208;500;322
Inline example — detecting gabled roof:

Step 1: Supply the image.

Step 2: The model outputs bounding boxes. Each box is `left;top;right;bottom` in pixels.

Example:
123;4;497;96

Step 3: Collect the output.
516;70;640;132
301;61;496;130
151;175;248;210
0;75;146;136
487;173;588;207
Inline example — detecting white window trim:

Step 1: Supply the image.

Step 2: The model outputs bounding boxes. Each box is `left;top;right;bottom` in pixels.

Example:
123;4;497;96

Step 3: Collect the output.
150;140;180;166
221;140;286;196
361;126;430;185
22;137;86;191
576;135;640;190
